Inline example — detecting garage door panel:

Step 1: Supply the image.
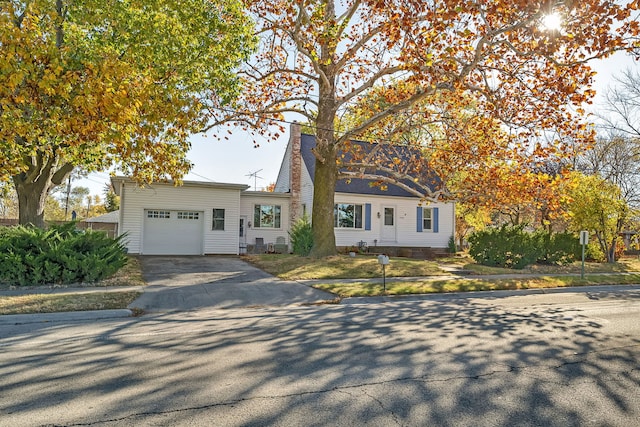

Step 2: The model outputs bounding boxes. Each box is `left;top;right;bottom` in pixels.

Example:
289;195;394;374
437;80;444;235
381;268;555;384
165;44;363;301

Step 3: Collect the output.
143;210;203;255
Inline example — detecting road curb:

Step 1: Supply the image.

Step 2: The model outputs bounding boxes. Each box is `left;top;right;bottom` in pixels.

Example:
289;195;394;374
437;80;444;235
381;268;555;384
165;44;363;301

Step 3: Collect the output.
0;309;134;326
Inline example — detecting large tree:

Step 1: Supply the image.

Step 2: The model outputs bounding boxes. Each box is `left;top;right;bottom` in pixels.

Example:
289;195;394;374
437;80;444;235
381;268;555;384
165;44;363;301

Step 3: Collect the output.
213;0;639;257
598;68;640;142
0;0;255;227
567;172;632;263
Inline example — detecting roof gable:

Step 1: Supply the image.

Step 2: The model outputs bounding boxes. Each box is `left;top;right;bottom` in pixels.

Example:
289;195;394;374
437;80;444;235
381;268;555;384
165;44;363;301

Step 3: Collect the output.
300;133;439;197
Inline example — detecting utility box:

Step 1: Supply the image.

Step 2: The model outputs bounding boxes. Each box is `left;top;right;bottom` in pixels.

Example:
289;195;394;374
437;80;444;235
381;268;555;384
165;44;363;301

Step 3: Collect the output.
377;254;390;265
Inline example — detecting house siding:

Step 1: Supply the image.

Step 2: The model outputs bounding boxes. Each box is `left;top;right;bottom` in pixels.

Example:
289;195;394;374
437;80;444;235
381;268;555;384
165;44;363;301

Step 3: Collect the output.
300;163;315;217
332;193;454;249
240;193;291;247
118;181;242;255
274;140;292;192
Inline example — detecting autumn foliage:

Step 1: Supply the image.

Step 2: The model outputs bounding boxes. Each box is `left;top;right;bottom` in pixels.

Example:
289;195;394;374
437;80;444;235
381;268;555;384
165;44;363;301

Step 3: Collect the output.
214;0;638;256
1;0;254;226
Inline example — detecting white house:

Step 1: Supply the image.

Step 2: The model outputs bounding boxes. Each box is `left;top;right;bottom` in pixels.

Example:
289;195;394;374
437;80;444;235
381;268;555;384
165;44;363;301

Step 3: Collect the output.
113;124;455;256
274;123;455;256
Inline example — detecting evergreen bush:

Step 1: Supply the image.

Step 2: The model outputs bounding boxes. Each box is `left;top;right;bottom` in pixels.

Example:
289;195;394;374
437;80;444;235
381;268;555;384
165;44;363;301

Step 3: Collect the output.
468;225;540;269
0;223;127;286
534;231;580;265
469;226;580;269
289;215;313;256
447;235;457;254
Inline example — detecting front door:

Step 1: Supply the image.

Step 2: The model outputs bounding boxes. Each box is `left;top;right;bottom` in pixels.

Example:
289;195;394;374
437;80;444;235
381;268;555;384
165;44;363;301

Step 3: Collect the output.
381;206;396;242
239;216;248;254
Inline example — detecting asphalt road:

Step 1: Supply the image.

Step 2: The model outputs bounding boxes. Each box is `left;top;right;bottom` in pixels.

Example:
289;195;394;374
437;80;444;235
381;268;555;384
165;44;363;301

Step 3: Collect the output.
1;288;639;426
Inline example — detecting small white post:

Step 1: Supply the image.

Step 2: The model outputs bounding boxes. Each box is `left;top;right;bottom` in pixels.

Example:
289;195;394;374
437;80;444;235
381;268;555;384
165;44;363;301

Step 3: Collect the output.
579;231;589;280
378;254;390;293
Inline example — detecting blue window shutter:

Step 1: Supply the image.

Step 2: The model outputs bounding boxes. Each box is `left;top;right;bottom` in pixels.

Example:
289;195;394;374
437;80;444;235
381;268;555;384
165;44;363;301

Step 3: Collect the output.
433;207;439;233
365;203;371;230
416;207;423;232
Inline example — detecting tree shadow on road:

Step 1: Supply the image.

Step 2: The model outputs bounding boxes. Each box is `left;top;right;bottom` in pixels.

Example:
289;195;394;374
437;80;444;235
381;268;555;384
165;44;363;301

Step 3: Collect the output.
1;295;639;426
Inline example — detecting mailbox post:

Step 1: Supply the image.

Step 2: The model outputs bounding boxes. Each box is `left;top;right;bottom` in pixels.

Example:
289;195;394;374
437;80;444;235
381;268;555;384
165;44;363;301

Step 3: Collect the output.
377;254;390;292
580;231;589;280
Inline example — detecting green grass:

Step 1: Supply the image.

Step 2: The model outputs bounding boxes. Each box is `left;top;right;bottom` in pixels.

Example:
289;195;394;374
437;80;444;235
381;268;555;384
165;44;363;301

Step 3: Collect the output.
463;257;640;275
245;254;445;280
0;291;142;315
0;256;146;315
313;273;640;297
246;253;640;280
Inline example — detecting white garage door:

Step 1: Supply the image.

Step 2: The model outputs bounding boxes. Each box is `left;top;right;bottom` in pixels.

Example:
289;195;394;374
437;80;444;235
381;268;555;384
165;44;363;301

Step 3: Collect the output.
143;210;204;255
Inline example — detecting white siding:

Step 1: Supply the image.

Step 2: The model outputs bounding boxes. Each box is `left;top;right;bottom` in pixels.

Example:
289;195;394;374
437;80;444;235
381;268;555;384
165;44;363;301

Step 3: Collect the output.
300;164;315;217
274;140;292;192
241;193;291;247
331;193;454;249
119;182;242;255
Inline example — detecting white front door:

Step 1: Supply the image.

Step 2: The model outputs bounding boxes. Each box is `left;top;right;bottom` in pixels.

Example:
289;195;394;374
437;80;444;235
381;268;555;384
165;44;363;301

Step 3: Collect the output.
381;206;396;242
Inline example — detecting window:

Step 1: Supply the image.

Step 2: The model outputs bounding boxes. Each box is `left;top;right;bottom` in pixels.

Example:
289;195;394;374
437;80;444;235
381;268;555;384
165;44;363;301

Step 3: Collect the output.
177;211;199;220
334;203;363;229
422;208;432;231
417;206;438;233
254;205;281;228
384;207;394;226
147;210;170;219
213;209;225;230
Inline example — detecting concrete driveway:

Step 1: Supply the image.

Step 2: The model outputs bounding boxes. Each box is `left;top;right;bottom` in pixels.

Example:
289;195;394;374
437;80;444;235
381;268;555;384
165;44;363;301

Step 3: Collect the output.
129;256;336;312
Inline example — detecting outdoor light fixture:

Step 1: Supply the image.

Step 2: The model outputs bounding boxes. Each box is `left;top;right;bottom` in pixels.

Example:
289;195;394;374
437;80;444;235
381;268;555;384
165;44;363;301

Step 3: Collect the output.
377;212;381;218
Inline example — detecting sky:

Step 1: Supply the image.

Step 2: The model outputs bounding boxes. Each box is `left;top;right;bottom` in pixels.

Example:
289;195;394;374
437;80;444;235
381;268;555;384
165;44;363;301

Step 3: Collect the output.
78;52;639;198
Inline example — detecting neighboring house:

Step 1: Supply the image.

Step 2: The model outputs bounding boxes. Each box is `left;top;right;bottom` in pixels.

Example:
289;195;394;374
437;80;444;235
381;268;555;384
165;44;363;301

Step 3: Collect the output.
80;210;119;238
113;123;454;256
274;123;454;256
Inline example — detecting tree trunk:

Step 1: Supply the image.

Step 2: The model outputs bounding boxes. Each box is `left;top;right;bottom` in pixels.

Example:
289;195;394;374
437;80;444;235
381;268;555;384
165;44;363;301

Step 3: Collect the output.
13;175;50;228
608;237;617;263
310;141;339;258
308;2;341;257
12;150;74;228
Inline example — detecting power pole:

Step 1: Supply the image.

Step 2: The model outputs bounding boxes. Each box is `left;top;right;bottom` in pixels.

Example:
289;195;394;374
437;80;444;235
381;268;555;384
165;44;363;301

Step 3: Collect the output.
64;175;72;221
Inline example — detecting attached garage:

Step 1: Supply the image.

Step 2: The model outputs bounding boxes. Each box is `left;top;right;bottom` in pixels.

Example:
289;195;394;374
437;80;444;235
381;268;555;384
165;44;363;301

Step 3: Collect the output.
112;178;249;255
142;210;204;255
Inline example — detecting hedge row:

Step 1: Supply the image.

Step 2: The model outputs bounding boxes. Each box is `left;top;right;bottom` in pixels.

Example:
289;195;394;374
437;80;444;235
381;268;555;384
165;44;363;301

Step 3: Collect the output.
0;223;128;287
468;225;580;269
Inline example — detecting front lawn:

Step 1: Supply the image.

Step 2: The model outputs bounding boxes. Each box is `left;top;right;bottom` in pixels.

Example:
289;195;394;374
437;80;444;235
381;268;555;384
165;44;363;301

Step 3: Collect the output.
0;291;142;315
0;256;146;315
0;255;146;291
462;256;640;275
313;273;640;297
246;253;640;280
245;254;446;280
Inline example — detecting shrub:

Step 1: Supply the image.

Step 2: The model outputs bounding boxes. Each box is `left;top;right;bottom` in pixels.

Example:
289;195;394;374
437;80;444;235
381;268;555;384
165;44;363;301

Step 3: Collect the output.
0;224;127;286
289;215;313;256
534;231;580;265
447;235;457;254
469;226;582;269
469;225;540;269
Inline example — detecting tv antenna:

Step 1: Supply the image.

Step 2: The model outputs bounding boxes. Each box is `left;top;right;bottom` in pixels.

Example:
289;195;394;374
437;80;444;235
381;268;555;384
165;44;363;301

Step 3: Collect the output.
246;169;263;191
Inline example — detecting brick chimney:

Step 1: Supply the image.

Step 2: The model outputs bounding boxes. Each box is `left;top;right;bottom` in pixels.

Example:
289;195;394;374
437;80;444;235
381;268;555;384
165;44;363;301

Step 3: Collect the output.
289;122;302;226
